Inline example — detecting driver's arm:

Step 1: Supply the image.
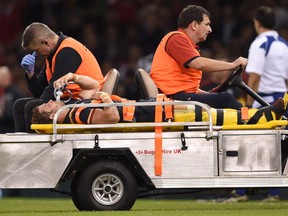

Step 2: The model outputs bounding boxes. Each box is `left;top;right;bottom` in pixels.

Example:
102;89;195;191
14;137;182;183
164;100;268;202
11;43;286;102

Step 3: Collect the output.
166;33;248;72
246;72;260;107
188;57;247;72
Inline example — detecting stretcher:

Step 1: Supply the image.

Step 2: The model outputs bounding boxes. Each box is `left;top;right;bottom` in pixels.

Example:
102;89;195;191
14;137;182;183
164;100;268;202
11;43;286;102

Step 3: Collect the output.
1;68;288;211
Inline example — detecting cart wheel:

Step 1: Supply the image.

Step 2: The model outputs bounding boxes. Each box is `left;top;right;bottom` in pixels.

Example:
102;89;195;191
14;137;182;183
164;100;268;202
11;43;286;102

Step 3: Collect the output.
71;171;84;211
74;160;137;211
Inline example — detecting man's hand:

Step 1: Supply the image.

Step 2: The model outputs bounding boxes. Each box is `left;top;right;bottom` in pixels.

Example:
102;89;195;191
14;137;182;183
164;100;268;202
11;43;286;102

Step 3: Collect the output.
21;51;37;73
232;57;248;69
95;91;109;100
53;72;74;89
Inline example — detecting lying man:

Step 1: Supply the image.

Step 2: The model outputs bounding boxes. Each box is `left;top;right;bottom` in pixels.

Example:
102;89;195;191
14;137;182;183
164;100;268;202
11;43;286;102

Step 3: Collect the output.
32;72;161;124
31;73;286;126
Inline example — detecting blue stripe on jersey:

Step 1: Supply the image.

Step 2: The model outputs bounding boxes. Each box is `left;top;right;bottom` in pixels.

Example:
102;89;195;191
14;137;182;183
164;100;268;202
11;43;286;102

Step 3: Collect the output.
260;36;288;56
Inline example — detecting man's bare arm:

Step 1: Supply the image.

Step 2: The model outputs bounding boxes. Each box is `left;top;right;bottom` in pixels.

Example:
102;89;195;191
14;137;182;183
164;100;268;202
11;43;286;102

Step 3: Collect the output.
246;73;260;107
189;56;247;72
53;72;100;99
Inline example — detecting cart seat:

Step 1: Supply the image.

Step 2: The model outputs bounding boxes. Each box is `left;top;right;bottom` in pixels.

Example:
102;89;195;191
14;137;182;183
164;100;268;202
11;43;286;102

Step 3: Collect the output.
135;68;159;99
101;68;120;95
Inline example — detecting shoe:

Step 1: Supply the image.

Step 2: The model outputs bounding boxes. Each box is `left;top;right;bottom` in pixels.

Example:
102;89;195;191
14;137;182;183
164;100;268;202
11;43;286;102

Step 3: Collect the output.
262;195;280;202
271;98;285;119
222;194;248;203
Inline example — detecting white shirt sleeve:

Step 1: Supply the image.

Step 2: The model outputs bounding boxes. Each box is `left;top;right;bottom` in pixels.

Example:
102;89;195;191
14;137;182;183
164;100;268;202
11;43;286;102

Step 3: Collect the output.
245;39;266;75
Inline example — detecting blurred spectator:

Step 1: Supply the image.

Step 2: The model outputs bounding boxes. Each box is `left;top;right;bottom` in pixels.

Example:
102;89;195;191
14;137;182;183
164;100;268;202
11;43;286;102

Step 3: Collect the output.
118;44;143;99
101;24;121;64
138;53;154;73
81;23;105;63
0;0;26;49
0;66;24;133
220;4;238;45
138;3;166;55
0;0;287;100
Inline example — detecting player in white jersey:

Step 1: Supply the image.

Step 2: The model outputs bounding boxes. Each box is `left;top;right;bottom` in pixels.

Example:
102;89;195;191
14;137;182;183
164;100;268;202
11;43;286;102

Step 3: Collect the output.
246;6;288;108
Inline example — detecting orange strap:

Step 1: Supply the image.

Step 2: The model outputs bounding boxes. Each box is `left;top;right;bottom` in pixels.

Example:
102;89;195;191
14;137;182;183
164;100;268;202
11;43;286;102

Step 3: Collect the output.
110;95;136;122
123;100;136;122
164;96;173;120
155;94;164;176
241;107;249;121
110;95;123;101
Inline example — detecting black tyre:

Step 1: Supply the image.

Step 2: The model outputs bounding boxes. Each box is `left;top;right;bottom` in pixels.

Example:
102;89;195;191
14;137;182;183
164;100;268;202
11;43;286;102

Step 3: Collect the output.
71;171;84;211
74;160;137;211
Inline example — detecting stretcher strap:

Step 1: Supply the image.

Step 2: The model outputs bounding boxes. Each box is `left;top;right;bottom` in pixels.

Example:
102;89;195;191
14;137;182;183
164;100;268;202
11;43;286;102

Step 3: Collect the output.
195;106;202;121
241;107;249;121
123;100;136;122
264;109;274;122
155;94;164;176
110;95;123;101
247;106;274;124
237;110;242;124
164;97;173;120
216;109;223;126
111;95;135;122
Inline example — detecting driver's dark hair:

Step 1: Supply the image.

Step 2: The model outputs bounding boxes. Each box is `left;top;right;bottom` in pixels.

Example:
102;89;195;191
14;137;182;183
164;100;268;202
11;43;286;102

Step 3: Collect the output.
254;6;275;29
178;5;210;29
31;106;53;124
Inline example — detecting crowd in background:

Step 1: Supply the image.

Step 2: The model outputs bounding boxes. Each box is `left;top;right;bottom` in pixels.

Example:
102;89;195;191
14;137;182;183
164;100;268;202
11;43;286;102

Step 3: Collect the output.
1;0;288;131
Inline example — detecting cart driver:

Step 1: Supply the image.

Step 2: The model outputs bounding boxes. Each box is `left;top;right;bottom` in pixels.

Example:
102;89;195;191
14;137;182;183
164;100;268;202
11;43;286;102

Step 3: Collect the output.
31;73;286;125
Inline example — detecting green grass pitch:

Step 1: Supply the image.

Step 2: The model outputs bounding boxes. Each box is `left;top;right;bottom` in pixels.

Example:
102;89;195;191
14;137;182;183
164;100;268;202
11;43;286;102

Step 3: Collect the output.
0;198;288;216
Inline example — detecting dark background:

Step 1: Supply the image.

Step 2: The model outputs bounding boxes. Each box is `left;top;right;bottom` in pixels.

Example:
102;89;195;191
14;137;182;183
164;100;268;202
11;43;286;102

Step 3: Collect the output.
1;0;288;99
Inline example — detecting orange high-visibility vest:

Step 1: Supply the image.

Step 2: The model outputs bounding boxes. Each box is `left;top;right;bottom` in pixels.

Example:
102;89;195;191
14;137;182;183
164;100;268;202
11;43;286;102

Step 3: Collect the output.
150;31;202;95
46;37;104;99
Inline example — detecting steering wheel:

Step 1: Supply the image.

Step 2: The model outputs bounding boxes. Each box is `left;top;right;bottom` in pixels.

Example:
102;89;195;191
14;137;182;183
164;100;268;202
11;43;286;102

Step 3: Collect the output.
210;66;243;93
53;85;72;103
210;66;271;107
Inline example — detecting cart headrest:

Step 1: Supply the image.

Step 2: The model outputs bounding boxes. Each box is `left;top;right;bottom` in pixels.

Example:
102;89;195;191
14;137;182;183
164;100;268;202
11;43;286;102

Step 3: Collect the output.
135;68;159;99
101;68;120;95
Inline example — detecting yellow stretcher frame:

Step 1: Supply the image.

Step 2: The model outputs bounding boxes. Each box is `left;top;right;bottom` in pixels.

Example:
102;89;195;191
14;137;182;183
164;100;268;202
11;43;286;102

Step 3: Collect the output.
30;100;288;135
31;119;288;134
31;123;186;134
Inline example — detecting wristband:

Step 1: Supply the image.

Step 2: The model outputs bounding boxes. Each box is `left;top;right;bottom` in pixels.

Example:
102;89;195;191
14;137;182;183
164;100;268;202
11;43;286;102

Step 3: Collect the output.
101;97;110;101
72;74;79;82
100;93;109;100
